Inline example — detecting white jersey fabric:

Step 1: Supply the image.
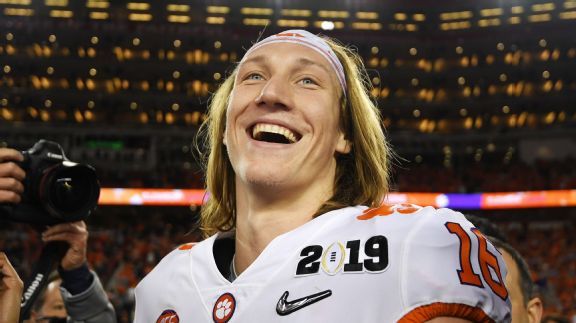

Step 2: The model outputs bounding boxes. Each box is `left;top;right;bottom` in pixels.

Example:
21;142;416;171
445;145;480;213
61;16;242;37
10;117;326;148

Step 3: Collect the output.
135;204;511;322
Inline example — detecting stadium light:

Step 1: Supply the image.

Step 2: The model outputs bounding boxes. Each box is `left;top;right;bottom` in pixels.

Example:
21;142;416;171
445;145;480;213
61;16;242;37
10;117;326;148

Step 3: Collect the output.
321;21;335;30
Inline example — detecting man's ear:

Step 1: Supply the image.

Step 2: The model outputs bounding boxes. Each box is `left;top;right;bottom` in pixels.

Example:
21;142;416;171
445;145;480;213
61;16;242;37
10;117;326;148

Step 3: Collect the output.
336;132;351;154
526;297;543;323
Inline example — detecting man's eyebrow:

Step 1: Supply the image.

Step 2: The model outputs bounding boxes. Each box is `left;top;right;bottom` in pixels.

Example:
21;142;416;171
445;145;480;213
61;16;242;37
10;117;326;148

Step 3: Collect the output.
240;55;267;67
241;55;330;74
295;57;330;74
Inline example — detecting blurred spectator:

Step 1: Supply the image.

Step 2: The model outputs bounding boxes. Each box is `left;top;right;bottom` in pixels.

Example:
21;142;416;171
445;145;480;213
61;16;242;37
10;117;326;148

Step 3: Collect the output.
496;240;544;323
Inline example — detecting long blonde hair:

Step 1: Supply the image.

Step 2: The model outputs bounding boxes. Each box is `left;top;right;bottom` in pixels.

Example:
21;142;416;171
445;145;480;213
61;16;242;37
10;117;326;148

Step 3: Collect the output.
197;37;391;237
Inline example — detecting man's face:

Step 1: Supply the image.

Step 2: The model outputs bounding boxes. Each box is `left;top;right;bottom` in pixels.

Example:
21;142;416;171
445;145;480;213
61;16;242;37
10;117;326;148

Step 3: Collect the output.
225;42;349;196
37;280;66;321
500;249;542;323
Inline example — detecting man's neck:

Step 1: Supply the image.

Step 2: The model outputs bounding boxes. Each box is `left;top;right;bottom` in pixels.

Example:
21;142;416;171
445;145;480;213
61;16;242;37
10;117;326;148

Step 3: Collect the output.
233;183;331;275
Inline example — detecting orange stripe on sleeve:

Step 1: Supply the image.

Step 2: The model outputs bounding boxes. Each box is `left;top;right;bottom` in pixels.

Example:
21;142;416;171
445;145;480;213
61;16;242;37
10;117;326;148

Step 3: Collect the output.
398;302;495;323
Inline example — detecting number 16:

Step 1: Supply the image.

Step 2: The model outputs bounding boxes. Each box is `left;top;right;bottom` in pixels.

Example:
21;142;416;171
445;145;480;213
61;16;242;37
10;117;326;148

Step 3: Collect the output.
445;222;508;301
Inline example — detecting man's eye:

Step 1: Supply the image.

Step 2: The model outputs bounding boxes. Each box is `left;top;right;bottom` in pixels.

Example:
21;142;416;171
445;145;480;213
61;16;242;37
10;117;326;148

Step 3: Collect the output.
246;73;263;81
300;78;317;85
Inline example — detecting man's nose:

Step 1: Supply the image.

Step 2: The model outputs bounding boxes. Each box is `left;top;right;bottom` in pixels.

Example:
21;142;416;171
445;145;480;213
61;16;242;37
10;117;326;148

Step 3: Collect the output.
254;76;292;109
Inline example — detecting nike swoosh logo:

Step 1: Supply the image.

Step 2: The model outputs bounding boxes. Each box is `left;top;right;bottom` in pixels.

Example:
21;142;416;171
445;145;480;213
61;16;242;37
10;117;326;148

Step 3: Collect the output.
276;290;332;316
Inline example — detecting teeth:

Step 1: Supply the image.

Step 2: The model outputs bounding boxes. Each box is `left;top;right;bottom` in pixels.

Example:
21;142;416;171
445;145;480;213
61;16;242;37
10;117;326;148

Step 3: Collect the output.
252;123;298;143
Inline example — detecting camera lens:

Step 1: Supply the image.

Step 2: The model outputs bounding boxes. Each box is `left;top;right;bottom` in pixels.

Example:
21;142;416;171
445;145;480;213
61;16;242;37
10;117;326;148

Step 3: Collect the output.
42;164;100;221
51;177;86;212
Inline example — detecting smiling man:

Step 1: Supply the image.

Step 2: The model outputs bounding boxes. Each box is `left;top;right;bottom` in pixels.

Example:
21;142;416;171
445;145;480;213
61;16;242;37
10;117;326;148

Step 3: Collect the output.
134;30;511;322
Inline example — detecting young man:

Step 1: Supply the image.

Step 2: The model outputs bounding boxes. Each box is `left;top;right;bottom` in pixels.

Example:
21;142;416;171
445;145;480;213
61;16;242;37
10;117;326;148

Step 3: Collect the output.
135;30;511;322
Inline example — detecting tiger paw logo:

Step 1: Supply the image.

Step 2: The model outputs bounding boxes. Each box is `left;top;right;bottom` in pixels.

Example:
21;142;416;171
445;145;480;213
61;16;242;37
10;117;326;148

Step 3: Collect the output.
156;309;179;323
213;293;236;323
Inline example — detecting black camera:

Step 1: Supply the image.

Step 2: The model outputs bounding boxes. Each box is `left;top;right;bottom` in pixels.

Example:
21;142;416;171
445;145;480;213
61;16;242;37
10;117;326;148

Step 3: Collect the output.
1;140;100;225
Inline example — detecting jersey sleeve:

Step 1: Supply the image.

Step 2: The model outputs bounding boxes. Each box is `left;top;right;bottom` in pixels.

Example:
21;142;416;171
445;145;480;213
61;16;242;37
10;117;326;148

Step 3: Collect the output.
397;207;511;322
133;243;195;323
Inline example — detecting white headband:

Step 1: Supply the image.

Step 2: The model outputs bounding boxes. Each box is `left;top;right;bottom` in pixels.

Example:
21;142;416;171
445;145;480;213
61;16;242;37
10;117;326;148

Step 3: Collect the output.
240;29;347;96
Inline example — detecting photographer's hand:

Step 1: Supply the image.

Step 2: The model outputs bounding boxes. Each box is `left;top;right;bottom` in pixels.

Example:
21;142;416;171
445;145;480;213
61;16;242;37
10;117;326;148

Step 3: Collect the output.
42;221;88;270
0;148;25;204
41;221;94;297
0;252;24;323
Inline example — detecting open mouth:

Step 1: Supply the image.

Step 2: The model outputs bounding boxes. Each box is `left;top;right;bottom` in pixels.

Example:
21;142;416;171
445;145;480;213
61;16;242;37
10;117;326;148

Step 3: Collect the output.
250;123;301;144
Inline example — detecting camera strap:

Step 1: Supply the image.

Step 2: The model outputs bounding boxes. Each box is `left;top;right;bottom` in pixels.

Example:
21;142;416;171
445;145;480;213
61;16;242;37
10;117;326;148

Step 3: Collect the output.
19;241;67;322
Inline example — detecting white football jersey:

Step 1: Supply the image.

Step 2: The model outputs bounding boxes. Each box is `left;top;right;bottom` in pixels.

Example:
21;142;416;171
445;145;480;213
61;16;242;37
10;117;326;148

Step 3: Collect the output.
134;204;511;322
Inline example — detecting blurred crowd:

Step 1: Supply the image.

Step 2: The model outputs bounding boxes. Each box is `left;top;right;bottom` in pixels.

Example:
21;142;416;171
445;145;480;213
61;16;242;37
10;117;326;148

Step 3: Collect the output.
505;222;576;320
92;157;576;194
394;158;576;193
1;207;574;322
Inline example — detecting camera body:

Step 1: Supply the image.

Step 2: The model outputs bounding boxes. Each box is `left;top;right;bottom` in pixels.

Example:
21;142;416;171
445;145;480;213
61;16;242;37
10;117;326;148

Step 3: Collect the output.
1;140;100;225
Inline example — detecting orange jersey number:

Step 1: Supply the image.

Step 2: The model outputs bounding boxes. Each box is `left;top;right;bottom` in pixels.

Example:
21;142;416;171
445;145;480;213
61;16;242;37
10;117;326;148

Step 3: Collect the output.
445;222;509;301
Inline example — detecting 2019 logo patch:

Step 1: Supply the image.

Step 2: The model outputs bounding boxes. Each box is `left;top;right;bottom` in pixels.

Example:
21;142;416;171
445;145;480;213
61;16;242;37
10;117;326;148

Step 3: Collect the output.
296;235;389;276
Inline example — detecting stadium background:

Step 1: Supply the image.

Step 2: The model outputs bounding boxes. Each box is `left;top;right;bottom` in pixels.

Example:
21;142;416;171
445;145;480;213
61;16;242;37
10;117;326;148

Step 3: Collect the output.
0;0;575;321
